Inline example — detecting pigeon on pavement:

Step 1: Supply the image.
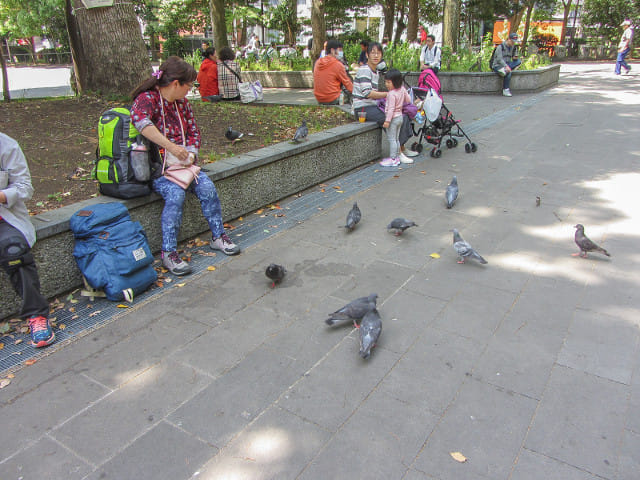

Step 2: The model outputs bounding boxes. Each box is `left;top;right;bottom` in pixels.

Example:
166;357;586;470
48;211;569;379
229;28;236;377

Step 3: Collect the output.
359;308;382;360
573;224;611;258
446;176;458;209
452;228;488;264
387;218;417;236
265;264;286;287
293;120;308;143
325;293;378;327
345;202;361;231
225;127;244;143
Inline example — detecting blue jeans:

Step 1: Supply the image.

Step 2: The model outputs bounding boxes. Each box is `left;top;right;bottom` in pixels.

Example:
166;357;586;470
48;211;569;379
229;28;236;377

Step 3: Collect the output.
615;49;630;75
493;59;522;89
152;172;224;252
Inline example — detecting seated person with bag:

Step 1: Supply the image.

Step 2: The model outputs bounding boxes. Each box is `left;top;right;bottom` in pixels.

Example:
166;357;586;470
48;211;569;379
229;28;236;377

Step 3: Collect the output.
313;39;353;105
0;133;54;347
420;35;441;75
130;56;240;277
491;33;521;97
217;47;241;101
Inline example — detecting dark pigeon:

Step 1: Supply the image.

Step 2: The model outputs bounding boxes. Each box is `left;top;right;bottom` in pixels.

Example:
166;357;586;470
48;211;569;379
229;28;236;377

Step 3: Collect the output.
293;120;308;143
345;202;361;231
265;264;286;287
452;228;487;264
387;218;417;236
573;224;611;258
359;308;382;360
446;175;458;209
325;293;378;327
225;127;244;143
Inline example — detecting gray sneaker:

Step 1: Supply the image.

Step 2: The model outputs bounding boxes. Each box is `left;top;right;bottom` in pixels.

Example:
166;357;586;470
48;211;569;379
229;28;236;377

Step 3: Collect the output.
502;88;512;97
162;251;192;276
210;233;241;256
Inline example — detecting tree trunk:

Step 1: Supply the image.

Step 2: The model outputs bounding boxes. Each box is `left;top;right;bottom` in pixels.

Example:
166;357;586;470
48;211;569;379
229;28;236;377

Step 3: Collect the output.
1;37;10;102
311;0;325;64
521;2;534;52
381;0;396;43
286;0;297;45
65;0;86;95
209;0;228;49
507;0;525;34
407;0;419;42
70;1;150;96
560;0;572;45
443;0;459;52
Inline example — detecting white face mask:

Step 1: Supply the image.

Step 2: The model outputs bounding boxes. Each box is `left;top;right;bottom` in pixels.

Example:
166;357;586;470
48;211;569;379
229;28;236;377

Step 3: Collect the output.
337;50;344;59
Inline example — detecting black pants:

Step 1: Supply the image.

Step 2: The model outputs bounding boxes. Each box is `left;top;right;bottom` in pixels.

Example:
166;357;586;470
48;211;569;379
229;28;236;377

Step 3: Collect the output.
0;220;49;319
354;105;413;146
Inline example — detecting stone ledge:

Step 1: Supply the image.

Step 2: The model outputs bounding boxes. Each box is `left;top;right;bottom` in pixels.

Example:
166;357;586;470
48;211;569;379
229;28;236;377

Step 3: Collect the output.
244;65;560;94
0;121;380;319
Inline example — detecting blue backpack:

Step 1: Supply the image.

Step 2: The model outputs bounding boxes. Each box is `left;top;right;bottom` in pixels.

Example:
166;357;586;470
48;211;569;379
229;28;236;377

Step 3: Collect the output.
70;202;157;302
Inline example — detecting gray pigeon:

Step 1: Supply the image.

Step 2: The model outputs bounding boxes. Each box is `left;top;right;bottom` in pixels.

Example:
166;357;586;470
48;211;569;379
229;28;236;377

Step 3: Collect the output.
387;218;417;236
225;127;244;143
446;175;458;209
452;228;487;264
325;293;378;327
345;202;361;231
573;224;611;258
359;308;382;359
265;264;286;287
293;120;308;143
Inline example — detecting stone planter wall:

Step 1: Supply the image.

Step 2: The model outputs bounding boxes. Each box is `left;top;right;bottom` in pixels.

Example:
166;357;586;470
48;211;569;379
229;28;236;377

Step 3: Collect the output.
244;65;560;95
0;122;381;319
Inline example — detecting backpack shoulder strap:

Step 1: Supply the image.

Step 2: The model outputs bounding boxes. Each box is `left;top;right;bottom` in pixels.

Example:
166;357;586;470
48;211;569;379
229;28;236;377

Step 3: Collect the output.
221;61;242;82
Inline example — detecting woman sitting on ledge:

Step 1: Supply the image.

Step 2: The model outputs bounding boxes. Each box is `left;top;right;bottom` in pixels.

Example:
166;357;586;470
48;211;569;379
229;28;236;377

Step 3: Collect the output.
352;42;418;164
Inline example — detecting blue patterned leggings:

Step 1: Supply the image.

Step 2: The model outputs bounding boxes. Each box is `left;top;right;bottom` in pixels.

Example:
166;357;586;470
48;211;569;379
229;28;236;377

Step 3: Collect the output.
152;172;224;252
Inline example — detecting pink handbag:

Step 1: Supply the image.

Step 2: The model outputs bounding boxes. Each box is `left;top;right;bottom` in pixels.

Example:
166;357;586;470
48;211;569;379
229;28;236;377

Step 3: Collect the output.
160;95;201;189
164;164;201;189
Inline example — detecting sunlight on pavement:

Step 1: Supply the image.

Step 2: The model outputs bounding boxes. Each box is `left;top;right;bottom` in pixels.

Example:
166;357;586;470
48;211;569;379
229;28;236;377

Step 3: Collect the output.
582;172;640;234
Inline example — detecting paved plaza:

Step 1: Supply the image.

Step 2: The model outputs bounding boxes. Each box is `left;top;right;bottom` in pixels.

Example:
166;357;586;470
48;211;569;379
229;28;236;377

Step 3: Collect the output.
1;63;639;479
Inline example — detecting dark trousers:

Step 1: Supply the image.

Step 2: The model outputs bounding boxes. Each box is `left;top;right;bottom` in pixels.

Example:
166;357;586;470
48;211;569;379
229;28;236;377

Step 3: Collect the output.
354;105;413;146
0;220;49;319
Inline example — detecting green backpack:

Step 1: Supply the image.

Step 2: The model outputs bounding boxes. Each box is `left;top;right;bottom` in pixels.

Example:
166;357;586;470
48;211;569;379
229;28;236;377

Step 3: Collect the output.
95;107;152;199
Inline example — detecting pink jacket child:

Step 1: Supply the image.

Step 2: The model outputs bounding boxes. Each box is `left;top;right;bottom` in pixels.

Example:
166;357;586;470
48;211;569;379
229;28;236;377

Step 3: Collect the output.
384;86;411;125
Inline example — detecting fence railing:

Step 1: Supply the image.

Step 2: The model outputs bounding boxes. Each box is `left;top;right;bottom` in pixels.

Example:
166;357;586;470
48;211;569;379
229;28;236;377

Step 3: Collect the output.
2;52;72;65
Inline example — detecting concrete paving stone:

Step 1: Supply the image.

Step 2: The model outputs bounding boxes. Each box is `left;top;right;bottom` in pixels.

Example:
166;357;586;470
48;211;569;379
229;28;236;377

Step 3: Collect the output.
510;448;602;480
74;314;209;390
377;327;485;416
525;365;628;479
0;435;92;480
0;370;109;461
429;283;518;344
402;468;435;479
277;336;401;432
169;345;304;448
576;281;638;315
51;359;211;465
557;309;638;385
195;405;332;480
84;420;216;480
299;387;440;480
411;379;538;480
627;365;640;434
330;259;417;306
374;229;439;271
376;289;448;355
617;429;640;480
473;317;565;400
170;304;293;377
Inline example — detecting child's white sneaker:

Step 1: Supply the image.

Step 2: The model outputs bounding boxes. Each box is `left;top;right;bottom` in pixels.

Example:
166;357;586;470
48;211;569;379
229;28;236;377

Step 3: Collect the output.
380;157;400;167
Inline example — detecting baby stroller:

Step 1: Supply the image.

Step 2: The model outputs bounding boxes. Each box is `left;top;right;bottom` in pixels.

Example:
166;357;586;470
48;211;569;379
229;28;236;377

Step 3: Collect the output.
406;69;477;158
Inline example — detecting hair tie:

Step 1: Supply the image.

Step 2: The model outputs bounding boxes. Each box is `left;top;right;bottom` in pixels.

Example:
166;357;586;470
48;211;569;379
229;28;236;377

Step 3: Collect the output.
152;70;163;80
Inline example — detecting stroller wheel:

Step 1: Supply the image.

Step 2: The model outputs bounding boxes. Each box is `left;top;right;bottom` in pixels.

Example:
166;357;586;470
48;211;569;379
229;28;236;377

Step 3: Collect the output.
471;142;478;153
452;138;458;147
446;139;454;149
415;144;423;153
465;143;472;153
431;148;442;158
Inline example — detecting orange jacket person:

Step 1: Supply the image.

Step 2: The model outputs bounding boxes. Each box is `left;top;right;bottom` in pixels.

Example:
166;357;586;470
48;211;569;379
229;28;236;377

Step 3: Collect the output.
313;39;353;105
197;47;219;101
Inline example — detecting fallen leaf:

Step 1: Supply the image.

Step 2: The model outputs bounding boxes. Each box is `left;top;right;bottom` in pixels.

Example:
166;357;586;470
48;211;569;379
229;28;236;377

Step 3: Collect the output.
238;217;243;221
0;378;10;389
254;209;264;215
0;343;4;350
450;452;467;463
117;304;130;308
420;170;426;174
0;322;11;334
7;373;15;378
68;307;75;313
336;190;344;193
263;229;270;233
393;175;400;178
88;310;101;317
430;253;441;259
25;358;37;366
275;213;286;217
177;283;186;287
14;339;22;345
207;266;216;271
333;186;341;189
319;188;325;192
155;280;164;288
71;315;79;320
58;324;66;330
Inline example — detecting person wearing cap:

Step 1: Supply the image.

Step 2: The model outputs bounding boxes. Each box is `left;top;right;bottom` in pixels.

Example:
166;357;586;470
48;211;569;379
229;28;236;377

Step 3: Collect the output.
615;20;633;75
491;33;521;97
